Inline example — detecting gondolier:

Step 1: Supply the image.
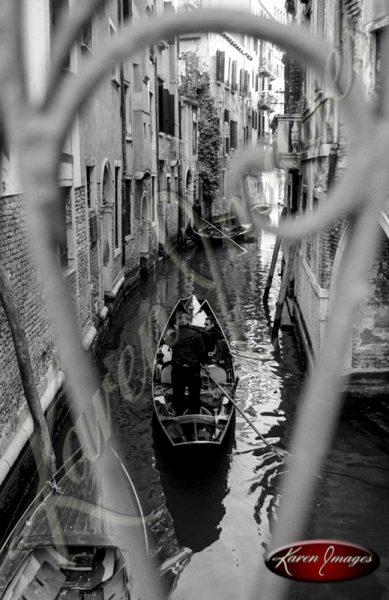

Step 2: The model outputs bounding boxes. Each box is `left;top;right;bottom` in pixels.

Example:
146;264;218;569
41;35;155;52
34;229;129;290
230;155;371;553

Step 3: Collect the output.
153;295;237;448
164;311;206;415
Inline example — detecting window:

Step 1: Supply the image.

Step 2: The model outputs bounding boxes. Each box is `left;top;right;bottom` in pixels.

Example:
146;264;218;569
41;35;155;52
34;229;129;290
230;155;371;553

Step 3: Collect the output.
114;166;121;249
231;61;238;91
230;120;237;149
125;81;132;134
158;80;175;135
244;71;249;95
216;50;225;83
375;28;385;93
123;179;132;236
226;58;231;87
123;0;132;21
167;177;171;204
151;176;156;221
85;165;95;208
58;186;74;270
239;68;244;94
192;110;198;154
149;91;154;141
224;109;230;123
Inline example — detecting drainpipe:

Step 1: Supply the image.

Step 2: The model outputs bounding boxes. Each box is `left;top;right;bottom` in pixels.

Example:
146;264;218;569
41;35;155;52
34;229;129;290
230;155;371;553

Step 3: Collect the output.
154;43;164;255
328;0;342;188
120;63;128;268
119;2;127;268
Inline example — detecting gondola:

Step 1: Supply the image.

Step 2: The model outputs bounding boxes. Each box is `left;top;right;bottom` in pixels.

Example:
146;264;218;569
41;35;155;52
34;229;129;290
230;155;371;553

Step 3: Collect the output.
0;444;150;600
152;295;237;448
193;215;253;247
251;204;272;216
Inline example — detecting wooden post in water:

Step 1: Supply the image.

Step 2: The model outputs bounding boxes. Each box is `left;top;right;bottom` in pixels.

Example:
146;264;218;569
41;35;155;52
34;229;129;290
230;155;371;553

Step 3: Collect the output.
0;266;57;481
263;236;281;302
263;208;287;303
271;244;297;341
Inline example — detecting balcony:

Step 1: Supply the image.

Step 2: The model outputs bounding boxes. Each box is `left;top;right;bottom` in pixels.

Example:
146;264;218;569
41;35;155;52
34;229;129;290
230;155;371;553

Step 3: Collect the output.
258;58;272;78
258;57;276;80
258;92;277;111
271;114;302;170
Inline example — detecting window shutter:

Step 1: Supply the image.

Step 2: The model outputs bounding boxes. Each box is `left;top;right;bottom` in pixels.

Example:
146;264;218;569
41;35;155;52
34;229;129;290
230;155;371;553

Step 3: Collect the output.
231;61;238;91
220;51;225;83
169;93;175;135
216;50;221;81
163;88;171;134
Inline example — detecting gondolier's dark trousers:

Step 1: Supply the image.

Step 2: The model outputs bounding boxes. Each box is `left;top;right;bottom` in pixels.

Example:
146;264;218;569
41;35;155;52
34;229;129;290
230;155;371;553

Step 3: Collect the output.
171;364;201;415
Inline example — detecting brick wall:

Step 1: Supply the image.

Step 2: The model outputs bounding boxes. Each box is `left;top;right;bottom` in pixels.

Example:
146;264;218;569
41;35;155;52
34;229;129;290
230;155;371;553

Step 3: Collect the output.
318;220;346;289
74;186;92;333
0;194;56;455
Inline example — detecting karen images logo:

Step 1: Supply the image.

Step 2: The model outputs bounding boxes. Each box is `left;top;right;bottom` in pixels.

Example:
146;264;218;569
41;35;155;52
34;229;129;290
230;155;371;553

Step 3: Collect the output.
265;540;380;583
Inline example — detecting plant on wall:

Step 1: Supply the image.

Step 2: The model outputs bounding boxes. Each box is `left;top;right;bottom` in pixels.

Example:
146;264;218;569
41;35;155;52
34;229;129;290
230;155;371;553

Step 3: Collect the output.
179;53;223;216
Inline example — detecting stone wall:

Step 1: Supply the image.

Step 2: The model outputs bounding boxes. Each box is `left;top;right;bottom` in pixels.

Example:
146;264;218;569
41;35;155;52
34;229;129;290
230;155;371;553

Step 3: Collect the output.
351;232;389;371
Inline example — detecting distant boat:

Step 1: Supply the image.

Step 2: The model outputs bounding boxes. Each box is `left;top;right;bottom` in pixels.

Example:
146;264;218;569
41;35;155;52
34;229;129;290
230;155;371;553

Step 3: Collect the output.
251;204;272;216
152;295;237;448
0;445;150;600
193;215;253;246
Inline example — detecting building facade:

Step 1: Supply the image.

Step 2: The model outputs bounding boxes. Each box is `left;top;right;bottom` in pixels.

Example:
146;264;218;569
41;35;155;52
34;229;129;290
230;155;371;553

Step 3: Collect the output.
0;0;196;469
273;0;389;394
177;0;286;219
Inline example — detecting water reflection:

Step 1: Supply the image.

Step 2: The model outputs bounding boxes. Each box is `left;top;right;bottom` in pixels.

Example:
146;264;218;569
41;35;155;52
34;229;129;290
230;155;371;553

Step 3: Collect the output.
155;444;233;554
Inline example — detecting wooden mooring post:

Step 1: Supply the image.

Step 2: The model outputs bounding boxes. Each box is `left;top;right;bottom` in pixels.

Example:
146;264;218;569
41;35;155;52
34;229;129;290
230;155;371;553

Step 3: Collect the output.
263;236;281;303
263;208;287;303
271;243;297;341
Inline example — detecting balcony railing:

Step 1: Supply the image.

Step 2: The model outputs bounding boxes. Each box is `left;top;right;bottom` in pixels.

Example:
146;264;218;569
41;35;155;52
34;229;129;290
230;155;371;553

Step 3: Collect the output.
258;91;277;110
258;56;276;79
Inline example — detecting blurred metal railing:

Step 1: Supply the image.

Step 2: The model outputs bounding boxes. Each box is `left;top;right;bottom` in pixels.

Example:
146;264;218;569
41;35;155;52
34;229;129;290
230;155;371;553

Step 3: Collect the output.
1;2;388;599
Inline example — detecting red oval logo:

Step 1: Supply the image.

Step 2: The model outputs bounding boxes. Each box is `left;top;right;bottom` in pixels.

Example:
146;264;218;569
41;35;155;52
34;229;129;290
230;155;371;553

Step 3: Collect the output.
265;540;380;582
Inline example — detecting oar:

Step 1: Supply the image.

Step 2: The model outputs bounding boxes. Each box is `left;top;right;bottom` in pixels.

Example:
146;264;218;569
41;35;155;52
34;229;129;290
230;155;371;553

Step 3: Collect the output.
201;368;289;458
200;216;248;254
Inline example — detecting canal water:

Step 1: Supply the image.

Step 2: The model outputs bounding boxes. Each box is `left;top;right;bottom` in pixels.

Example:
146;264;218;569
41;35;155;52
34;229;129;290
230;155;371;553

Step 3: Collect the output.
96;230;389;600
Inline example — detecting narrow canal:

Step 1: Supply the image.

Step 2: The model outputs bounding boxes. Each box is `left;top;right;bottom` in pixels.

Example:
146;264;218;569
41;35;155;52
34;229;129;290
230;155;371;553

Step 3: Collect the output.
1;227;388;599
96;229;389;599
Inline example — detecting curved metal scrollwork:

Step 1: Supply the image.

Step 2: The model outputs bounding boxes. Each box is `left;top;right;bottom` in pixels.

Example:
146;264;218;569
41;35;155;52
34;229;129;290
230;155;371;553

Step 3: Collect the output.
0;2;388;599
